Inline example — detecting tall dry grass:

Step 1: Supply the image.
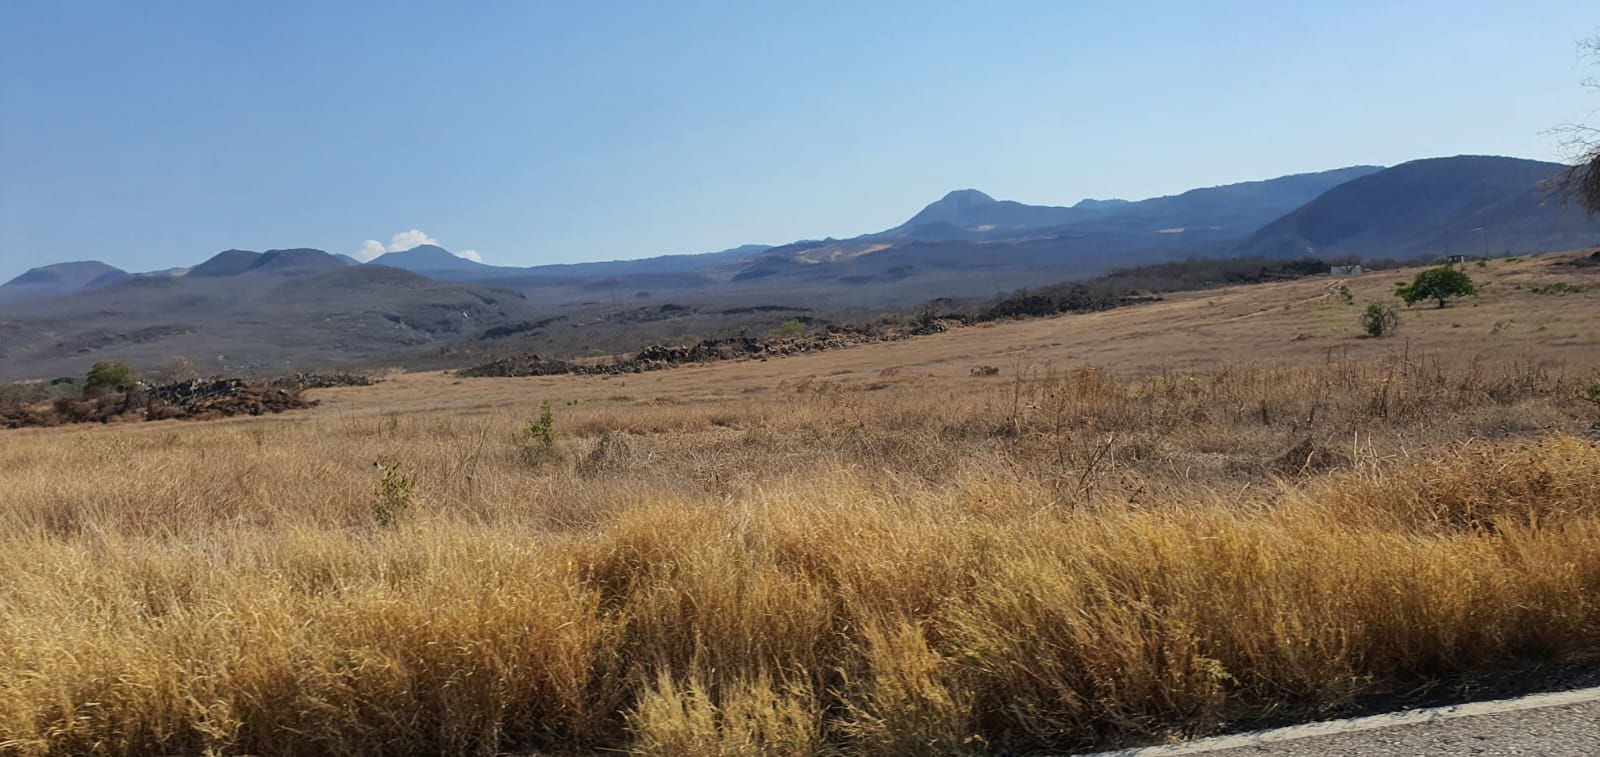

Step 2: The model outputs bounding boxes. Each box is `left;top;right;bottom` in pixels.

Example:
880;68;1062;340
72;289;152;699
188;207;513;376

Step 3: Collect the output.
1;353;1599;755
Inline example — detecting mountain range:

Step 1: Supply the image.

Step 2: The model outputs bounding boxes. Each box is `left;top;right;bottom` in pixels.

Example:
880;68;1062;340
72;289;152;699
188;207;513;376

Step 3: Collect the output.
2;154;1597;381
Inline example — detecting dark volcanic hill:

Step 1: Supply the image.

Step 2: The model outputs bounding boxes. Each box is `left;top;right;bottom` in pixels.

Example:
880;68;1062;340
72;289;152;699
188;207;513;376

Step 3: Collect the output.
890;189;1078;237
367;245;497;276
189;248;351;277
1235;156;1600;259
0;261;129;303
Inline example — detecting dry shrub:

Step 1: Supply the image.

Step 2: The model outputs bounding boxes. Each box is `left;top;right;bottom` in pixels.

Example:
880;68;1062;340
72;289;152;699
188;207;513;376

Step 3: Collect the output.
836;620;979;755
629;673;821;757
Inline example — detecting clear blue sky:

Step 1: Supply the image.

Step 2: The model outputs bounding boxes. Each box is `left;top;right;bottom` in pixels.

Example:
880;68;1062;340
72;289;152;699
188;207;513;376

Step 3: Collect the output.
1;1;1596;280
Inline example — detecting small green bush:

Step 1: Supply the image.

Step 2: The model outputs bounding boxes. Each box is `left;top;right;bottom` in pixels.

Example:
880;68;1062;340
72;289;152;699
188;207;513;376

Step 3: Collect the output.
371;461;415;527
768;319;807;339
515;401;559;465
1580;373;1600;409
85;360;140;390
1358;303;1400;338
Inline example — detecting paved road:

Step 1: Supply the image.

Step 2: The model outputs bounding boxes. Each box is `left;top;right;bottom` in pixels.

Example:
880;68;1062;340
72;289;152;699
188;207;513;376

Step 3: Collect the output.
1203;700;1600;756
1088;688;1600;757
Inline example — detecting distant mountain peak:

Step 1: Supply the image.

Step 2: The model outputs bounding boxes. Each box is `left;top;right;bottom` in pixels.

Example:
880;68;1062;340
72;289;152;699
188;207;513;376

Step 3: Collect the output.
386;244;468;262
885;187;1083;238
900;189;1018;231
1073;198;1132;209
368;244;491;273
939;188;996;204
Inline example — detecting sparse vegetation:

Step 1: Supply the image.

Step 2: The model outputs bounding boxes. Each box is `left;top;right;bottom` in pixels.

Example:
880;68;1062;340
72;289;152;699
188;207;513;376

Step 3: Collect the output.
769;319;808;339
1580;372;1600;409
514;400;559;465
151;355;199;384
1531;282;1587;295
976;256;1332;320
1396;265;1477;308
1358;302;1400;337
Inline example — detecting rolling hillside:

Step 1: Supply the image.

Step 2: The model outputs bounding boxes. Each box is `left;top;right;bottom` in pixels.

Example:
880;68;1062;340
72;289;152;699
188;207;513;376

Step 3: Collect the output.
1236;156;1600;259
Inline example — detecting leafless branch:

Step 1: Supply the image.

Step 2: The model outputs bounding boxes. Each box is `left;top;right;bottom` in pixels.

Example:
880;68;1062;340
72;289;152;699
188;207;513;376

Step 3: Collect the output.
1546;35;1600;217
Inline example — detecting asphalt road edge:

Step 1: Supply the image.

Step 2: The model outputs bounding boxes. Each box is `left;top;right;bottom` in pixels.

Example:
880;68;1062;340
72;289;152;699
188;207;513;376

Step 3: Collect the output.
1077;684;1600;756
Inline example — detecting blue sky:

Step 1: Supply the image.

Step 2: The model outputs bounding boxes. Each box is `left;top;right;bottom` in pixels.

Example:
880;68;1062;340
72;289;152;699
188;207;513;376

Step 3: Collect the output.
1;1;1596;280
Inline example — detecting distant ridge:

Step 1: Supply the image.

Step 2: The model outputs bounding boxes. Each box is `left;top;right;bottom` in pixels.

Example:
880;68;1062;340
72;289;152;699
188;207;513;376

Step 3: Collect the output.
0;261;129;303
874;165;1383;242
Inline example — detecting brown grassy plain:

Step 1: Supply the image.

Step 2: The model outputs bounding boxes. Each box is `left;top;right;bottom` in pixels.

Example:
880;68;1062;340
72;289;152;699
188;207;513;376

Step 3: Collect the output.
2;252;1599;755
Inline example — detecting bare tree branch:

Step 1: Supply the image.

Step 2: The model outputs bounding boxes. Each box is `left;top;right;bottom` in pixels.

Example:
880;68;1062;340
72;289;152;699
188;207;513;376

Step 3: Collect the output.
1547;35;1600;217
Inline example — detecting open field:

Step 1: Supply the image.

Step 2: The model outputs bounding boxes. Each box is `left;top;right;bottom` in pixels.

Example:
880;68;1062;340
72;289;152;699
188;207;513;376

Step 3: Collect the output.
3;252;1600;755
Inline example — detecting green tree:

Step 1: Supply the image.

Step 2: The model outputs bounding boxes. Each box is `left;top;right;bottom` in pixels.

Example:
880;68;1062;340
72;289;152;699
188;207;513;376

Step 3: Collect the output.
1396;266;1476;308
85;360;140;390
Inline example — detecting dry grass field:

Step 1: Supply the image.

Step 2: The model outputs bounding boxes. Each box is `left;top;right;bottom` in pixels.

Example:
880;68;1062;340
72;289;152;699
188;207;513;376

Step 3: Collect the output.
3;252;1600;755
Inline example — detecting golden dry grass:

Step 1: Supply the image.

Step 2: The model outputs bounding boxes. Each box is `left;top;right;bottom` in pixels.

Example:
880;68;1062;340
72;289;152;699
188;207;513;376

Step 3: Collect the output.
2;253;1600;755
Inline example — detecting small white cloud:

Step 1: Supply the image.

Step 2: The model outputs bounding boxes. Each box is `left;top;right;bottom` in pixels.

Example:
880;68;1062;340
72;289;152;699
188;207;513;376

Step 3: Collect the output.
356;239;387;262
457;249;483;263
387;229;438;251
